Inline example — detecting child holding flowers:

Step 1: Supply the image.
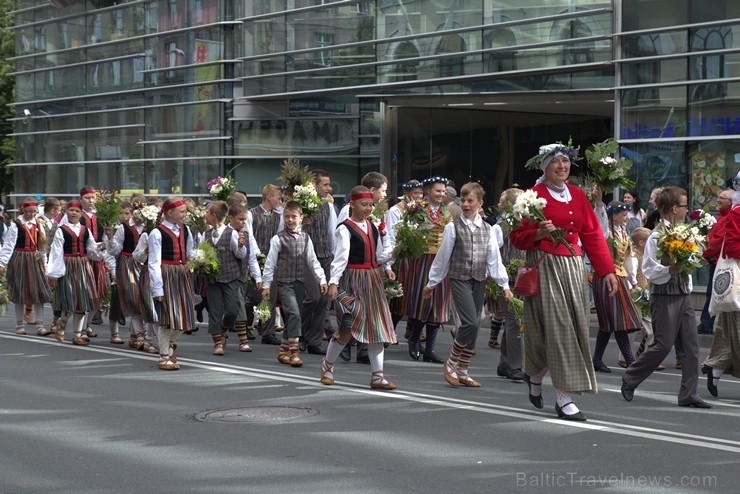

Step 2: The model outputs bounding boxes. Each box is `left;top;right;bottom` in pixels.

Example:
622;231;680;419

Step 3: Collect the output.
621;186;712;408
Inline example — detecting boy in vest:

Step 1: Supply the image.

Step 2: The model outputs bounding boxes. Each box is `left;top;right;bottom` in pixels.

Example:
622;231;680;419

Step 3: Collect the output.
423;182;512;387
621;186;711;408
248;184;284;344
261;201;327;367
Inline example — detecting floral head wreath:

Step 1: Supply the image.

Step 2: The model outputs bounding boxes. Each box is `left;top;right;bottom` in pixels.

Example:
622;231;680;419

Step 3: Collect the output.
423;176;448;187
402;180;423;191
606;203;631;215
525;138;581;171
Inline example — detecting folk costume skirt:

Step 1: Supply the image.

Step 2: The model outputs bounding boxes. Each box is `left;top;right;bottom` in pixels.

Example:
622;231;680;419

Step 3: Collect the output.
396;253;451;324
593;274;642;333
154;264;195;331
522;251;597;394
335;267;397;344
138;263;157;324
54;257;99;313
703;311;740;378
90;259;110;311
116;255;143;317
6;250;52;305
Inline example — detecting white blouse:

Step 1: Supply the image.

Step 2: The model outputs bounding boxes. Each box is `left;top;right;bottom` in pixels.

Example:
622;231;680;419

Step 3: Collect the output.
329;219;393;285
46;223;104;279
147;221;196;298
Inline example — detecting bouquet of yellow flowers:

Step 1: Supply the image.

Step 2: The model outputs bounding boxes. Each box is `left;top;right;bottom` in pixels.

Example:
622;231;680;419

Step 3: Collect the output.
656;222;705;276
187;242;221;283
393;199;431;259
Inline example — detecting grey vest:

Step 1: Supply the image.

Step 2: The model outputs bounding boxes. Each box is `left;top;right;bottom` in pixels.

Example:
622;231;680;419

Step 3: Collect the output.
274;231;308;283
448;216;490;282
249;206;281;254
206;226;241;284
309;202;333;259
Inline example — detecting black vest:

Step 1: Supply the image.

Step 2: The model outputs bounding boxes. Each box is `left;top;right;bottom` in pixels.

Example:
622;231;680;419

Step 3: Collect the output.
342;220;379;268
61;225;90;257
80;212;104;242
157;224;189;264
122;223;141;255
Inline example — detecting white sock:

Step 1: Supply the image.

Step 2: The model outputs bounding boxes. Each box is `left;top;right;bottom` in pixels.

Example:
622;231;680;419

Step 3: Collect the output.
555;388;579;415
712;368;722;379
72;313;86;336
131;315;144;338
14;304;24;328
369;343;384;374
324;338;345;365
528;368;547;397
33;304;45;328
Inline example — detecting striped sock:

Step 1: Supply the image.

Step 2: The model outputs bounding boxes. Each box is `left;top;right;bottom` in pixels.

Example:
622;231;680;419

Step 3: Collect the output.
280;337;290;354
449;339;466;364
457;349;475;377
235;321;248;344
288;337;300;353
212;333;223;346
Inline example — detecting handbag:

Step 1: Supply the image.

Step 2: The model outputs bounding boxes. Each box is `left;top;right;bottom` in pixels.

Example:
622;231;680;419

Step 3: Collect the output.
709;240;740;316
513;252;546;297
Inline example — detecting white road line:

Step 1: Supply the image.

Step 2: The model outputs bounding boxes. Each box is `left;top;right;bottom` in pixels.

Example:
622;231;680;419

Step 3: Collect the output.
3;332;740;453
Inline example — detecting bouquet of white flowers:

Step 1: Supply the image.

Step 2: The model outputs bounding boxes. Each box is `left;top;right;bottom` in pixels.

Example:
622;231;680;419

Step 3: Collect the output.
253;298;272;325
187;242;221;283
184;206;208;234
507;190;577;255
689;209;717;236
584;138;635;193
384;279;403;300
207;176;236;202
292;183;323;217
133;204;160;232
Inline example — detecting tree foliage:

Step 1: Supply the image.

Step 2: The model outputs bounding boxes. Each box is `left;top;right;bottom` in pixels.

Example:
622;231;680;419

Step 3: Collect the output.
0;0;16;197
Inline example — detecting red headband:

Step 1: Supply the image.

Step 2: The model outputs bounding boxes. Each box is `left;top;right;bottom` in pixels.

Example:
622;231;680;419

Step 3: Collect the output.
162;200;186;212
80;189;96;197
22;201;38;208
350;193;374;201
67;201;82;209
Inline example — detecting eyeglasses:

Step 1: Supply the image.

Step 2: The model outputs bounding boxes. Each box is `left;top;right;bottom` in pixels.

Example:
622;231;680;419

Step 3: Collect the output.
718;196;732;201
677;204;688;208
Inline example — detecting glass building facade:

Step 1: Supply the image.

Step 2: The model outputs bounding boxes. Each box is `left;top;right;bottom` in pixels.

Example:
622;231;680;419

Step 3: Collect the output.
10;0;740;214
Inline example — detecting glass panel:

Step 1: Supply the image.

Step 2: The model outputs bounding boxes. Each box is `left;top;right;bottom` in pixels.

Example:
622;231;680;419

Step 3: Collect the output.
691;0;740;23
233;118;359;157
620;86;687;139
687;81;740;138
622;0;688;31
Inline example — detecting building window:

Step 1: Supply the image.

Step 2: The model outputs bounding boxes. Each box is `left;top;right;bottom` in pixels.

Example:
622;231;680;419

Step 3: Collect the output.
690;26;733;101
314;32;334;66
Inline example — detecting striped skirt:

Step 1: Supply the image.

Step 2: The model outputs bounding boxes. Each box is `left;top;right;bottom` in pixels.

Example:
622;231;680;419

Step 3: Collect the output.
522;251;597;394
138;263;157;324
116;255;143;317
593;274;642;333
7;251;52;304
395;253;451;324
154;264;195;331
90;259;110;310
335;267;397;344
54;256;99;313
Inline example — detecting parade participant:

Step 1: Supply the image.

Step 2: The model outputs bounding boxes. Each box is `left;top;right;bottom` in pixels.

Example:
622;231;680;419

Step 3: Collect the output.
227;204;262;352
108;197;148;348
131;202;160;355
402;176;453;364
423;182;512;387
301;169;338;355
591;201;642;372
0;197;52;335
510;142;618;421
321;186;397;389
45;201;103;345
621;186;712;408
248;184;284;345
261;201;327;368
39;197;61;333
148;197;196;371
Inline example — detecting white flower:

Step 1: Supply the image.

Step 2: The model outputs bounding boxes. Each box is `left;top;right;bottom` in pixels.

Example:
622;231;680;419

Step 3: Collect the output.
193;249;206;262
600;156;617;165
211;185;222;194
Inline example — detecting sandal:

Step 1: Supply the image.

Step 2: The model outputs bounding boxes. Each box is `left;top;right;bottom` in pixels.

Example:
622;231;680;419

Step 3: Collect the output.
370;371;396;390
320;359;334;385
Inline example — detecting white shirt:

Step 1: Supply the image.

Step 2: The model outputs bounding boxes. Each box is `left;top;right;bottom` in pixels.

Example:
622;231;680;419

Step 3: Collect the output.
133;232;149;264
337;203;351;224
329;219;394;285
426;214;509;290
384;205;403;250
261;232;325;289
147;220;196;297
231;224;263;283
0;218;47;267
642;219;693;292
107;219;145;257
46;223;104;279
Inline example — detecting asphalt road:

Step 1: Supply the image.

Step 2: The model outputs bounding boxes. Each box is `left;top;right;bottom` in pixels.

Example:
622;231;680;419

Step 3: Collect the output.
0;311;737;494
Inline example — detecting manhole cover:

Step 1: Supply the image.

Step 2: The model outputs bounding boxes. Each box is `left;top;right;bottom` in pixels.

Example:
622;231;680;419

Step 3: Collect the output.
195;406;318;423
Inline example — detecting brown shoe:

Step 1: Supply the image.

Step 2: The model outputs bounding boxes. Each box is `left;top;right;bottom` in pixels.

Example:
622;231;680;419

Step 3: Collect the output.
675;360;682;370
212;344;225;356
277;349;291;365
656;363;666;371
158;359;179;371
143;341;159;354
24;310;37;325
444;359;459;387
15;328;27;335
617;360;627;368
73;336;89;346
239;343;252;352
290;350;304;367
85;328;98;338
370;372;397;390
458;376;481;387
110;334;125;344
320;359;334;385
55;331;66;343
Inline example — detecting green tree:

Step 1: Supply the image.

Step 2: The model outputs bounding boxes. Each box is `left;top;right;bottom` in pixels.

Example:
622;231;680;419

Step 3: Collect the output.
0;0;16;199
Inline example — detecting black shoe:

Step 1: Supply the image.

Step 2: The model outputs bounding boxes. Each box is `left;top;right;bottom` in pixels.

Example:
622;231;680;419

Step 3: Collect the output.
555;402;587;421
261;334;281;345
621;378;634;402
118;316;126;326
422;352;444;364
697;327;714;335
356;355;370;365
524;374;543;409
307;345;326;355
508;368;525;381
592;359;612;373
339;345;351;362
679;399;713;409
196;308;204;323
408;342;420;361
702;365;718;397
91;311;103;325
246;330;256;340
299;342;307;352
497;365;508;377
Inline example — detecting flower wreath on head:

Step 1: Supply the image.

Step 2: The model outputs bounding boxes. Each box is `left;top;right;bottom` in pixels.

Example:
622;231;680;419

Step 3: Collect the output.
524;138;581;172
606;203;631;215
402;180;423;191
423;176;449;187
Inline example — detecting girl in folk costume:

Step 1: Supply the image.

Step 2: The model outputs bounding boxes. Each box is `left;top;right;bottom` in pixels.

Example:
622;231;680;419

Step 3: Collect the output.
322;186;398;389
590;201;642;372
108;197;148;349
148;197;196;371
0;197;53;335
131;200;161;355
399;176;453;364
45;201;103;345
385;180;424;332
